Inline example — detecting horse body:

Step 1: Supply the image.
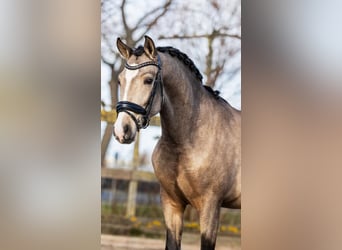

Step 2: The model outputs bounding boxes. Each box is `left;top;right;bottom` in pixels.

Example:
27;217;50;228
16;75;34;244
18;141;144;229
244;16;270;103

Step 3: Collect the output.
152;52;240;249
114;36;240;250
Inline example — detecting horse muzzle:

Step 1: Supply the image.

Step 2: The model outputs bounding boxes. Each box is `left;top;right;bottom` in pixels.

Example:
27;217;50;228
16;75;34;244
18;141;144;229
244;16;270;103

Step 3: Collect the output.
113;113;137;144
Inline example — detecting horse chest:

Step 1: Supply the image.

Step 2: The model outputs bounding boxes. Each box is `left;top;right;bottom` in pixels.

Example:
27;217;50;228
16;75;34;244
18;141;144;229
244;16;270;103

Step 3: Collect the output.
153;142;225;205
155;159;206;204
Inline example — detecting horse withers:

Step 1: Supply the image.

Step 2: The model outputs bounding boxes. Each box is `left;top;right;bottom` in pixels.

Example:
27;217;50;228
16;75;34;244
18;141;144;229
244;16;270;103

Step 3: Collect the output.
113;36;241;250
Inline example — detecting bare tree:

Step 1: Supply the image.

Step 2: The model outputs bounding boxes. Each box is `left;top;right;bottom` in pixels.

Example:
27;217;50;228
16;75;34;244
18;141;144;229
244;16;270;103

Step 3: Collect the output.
157;0;241;88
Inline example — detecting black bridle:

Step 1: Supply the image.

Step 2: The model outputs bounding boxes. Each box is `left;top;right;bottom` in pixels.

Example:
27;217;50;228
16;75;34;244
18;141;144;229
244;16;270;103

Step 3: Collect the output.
116;55;163;131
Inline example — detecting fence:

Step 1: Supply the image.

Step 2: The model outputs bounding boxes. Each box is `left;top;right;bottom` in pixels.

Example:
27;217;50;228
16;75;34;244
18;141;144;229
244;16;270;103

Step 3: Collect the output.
101;167;160;217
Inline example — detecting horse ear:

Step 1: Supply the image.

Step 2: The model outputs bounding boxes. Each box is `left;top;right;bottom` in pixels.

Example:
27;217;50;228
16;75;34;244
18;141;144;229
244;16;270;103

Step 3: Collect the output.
117;38;133;60
144;35;157;60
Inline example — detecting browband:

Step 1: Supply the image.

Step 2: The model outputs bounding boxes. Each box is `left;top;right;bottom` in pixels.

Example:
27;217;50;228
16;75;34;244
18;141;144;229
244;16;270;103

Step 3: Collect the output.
125;61;160;70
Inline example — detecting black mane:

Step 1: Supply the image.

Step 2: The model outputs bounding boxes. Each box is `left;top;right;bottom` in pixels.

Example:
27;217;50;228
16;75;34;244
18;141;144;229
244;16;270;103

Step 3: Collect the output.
156;46;203;82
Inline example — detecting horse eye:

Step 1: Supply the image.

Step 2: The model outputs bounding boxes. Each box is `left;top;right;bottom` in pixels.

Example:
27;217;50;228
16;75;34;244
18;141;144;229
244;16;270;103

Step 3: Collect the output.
118;80;121;86
144;78;154;85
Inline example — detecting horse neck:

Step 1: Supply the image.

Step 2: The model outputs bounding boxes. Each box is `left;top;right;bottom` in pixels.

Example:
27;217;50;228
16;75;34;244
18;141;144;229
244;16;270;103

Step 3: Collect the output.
159;53;203;144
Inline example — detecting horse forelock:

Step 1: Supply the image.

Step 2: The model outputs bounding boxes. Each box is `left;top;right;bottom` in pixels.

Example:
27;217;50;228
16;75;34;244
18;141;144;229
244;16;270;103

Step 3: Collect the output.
131;46;145;57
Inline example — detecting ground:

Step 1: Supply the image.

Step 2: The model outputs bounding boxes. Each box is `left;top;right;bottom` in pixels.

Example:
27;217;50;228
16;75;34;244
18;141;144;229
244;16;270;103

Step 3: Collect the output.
101;233;241;250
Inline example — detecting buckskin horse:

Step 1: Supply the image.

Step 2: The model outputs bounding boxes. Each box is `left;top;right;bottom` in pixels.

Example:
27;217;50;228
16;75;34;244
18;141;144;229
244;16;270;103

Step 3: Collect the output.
113;36;241;250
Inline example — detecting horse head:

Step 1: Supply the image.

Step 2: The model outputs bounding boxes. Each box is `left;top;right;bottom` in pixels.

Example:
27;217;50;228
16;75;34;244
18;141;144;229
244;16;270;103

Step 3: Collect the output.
113;36;163;144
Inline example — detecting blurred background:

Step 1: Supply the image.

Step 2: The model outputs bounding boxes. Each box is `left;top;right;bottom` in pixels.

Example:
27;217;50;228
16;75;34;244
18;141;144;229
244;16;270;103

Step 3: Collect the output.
101;0;241;248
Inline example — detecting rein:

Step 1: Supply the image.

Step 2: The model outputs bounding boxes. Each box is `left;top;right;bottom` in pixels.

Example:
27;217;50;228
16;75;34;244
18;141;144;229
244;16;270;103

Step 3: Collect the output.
116;55;163;131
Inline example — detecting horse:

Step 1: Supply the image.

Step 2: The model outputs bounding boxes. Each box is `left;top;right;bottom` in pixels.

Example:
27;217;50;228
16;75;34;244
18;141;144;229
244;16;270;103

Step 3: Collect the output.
113;36;241;250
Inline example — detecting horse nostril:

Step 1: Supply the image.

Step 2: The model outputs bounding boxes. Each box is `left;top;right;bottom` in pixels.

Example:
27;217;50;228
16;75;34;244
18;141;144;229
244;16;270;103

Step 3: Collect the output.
123;125;132;141
123;124;129;133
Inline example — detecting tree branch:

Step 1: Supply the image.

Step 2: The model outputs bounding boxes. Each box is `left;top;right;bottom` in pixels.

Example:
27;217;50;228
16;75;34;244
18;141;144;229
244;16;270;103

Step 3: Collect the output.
101;32;116;55
133;0;172;32
135;0;172;42
159;32;241;40
101;55;114;68
120;0;130;34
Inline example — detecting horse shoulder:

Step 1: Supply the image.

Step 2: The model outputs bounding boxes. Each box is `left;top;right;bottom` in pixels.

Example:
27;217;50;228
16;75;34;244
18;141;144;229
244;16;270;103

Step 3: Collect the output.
152;140;179;183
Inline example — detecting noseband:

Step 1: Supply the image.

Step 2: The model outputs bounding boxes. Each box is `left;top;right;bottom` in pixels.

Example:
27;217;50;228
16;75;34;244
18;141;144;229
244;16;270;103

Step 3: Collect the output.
116;55;163;131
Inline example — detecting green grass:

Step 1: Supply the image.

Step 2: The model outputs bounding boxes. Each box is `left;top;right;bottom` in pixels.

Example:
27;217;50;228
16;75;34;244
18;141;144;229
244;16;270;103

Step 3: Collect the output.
102;203;163;218
220;211;241;226
135;205;164;218
102;203;126;216
101;203;241;238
